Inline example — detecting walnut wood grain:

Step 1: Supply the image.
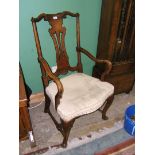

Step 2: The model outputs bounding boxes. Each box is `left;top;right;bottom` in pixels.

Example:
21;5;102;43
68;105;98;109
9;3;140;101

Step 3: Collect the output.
48;18;70;75
78;47;112;80
38;58;64;110
31;11;79;23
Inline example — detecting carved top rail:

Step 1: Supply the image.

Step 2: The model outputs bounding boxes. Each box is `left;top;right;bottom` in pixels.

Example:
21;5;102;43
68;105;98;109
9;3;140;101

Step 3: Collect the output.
31;11;79;23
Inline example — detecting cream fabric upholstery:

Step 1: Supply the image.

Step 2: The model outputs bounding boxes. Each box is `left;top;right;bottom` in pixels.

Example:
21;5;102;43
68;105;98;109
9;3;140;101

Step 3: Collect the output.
46;73;114;122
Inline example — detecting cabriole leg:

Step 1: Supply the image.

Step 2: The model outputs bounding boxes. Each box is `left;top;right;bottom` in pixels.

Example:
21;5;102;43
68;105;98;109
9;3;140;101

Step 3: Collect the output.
102;94;114;120
61;119;75;148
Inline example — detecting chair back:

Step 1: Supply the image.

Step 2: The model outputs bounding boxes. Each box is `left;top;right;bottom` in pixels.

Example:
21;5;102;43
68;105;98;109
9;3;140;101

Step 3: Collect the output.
31;11;83;77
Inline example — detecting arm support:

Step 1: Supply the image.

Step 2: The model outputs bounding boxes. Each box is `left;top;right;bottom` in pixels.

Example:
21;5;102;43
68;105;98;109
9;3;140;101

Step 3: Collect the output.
77;47;112;80
38;58;64;110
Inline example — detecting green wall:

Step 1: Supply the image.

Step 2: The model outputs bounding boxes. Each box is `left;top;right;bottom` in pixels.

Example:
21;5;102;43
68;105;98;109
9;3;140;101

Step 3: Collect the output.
19;0;102;93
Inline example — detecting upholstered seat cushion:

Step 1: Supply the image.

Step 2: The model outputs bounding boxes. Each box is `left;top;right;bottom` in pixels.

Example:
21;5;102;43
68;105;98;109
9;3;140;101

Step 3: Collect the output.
46;73;114;122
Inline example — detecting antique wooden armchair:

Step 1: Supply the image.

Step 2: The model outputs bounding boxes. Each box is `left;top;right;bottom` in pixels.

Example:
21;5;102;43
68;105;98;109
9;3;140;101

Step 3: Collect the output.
31;11;114;148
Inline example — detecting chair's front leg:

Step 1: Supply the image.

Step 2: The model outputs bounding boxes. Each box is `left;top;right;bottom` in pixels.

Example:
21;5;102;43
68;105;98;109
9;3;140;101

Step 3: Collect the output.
61;119;75;148
102;94;114;120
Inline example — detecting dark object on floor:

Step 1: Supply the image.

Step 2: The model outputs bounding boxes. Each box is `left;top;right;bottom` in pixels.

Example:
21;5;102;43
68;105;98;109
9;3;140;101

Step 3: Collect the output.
124;105;135;136
31;11;114;148
95;137;135;155
92;0;135;94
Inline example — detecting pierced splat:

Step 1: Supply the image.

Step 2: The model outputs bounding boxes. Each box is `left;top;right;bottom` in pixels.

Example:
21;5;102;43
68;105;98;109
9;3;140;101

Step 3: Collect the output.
48;17;70;75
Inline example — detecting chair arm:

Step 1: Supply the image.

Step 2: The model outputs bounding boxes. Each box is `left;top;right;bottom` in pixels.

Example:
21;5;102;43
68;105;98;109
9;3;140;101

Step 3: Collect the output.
77;47;112;80
38;58;64;110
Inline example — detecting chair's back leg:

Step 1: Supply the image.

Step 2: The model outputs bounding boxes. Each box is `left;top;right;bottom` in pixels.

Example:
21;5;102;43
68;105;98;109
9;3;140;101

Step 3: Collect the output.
102;94;114;120
61;119;75;148
44;94;62;132
44;93;51;113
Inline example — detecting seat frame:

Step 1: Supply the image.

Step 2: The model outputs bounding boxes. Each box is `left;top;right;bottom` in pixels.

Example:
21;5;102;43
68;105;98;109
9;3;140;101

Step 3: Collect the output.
31;11;114;148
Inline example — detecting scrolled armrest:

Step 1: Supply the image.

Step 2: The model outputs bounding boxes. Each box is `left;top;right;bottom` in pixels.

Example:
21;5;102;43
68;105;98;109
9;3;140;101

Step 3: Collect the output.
77;47;112;80
38;58;64;110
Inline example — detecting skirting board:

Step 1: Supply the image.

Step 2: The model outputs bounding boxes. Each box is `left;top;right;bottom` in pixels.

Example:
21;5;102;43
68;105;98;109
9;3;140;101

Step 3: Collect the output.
29;92;44;105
